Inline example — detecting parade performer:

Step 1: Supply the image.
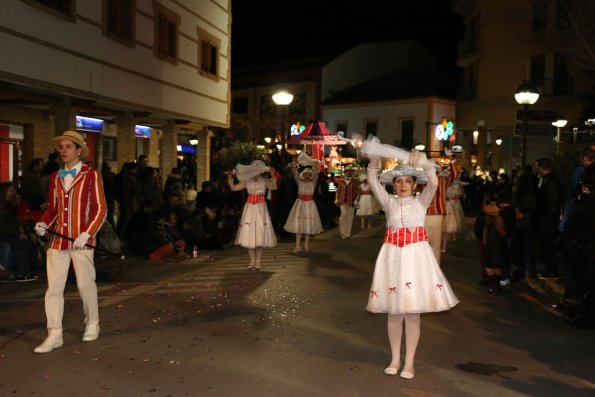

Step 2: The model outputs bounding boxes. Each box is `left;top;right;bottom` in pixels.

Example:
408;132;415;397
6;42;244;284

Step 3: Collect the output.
335;166;360;239
355;171;379;229
424;158;459;264
34;131;107;353
441;179;468;253
227;160;277;270
361;136;459;379
284;153;323;252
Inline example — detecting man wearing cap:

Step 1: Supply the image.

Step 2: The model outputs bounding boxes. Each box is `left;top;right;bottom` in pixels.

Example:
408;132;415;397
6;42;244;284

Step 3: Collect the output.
33;131;106;353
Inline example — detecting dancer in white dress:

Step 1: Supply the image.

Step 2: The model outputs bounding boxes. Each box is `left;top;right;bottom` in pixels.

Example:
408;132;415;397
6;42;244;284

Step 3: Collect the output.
442;179;468;253
355;172;379;229
227;160;277;270
284;154;324;252
361;137;459;380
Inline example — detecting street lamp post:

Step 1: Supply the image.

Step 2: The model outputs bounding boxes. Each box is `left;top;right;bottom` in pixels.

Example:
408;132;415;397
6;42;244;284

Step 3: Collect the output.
514;82;540;167
552;117;567;153
272;89;294;148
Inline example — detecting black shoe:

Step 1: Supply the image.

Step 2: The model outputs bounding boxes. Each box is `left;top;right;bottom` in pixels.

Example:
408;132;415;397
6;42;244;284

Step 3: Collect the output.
537;272;558;280
13;274;39;282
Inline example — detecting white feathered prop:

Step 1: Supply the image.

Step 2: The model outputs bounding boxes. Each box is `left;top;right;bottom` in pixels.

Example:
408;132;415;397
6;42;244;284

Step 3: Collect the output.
359;135;438;172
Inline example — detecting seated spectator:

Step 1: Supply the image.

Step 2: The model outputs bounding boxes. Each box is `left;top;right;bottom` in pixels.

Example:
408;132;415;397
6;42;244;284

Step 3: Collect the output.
0;182;38;282
124;200;156;255
148;211;186;261
182;208;223;251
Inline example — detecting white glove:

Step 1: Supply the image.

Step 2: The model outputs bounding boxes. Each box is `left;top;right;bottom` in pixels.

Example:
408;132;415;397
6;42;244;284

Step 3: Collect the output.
35;222;48;236
73;232;90;249
353;200;359;207
334;200;339;206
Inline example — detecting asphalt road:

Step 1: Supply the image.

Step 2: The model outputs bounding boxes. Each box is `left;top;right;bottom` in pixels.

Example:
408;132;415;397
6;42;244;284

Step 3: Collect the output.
0;218;594;397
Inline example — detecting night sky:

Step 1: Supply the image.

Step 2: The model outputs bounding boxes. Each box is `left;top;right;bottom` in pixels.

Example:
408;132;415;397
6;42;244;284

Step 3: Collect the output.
231;0;464;72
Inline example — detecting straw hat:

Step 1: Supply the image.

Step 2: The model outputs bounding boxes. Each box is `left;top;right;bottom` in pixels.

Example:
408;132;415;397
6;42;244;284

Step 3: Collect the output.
54;130;89;159
235;160;269;181
378;164;427;185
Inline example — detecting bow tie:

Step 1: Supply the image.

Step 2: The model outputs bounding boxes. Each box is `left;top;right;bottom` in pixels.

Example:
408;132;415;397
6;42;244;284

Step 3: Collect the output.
59;169;77;179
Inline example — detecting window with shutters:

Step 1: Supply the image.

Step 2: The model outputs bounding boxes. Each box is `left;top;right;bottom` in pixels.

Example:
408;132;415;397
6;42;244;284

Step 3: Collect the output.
153;2;180;64
197;27;220;81
21;0;75;21
103;0;136;46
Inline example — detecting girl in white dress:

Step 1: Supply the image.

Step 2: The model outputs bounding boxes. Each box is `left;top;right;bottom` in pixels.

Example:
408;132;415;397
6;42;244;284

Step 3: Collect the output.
361;137;459;380
227;160;277;270
442;179;468;253
356;172;379;229
283;161;324;252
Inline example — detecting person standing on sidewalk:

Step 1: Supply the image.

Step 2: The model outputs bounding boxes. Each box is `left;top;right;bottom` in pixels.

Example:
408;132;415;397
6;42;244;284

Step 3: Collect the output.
34;131;106;353
334;167;359;239
534;157;563;279
283;153;323;252
227;160;277;270
361;137;459;380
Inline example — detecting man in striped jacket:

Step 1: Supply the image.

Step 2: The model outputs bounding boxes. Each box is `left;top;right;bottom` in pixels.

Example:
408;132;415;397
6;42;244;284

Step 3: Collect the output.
424;158;459;265
34;130;106;353
334;167;360;239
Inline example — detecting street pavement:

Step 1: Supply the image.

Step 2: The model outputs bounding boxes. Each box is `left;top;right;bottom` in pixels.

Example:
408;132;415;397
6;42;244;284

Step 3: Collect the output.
0;216;593;397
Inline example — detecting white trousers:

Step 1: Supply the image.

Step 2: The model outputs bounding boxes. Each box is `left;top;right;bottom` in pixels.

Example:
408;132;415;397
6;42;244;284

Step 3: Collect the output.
339;205;355;237
45;249;99;330
425;215;444;264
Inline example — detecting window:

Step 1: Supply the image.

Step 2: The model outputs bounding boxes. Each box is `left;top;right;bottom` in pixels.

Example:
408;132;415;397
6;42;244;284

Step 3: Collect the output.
364;120;378;137
401;120;414;149
532;0;548;33
336;122;348;135
232;97;248;115
530;55;546;87
102;137;118;161
288;91;306;115
260;95;275;116
553;53;570;95
556;0;572;29
198;27;220;80
21;0;75;20
153;2;180;64
103;0;136;45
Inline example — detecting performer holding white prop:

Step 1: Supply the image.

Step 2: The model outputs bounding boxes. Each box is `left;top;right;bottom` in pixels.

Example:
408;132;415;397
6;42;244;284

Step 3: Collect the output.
360;135;459;379
284;152;323;252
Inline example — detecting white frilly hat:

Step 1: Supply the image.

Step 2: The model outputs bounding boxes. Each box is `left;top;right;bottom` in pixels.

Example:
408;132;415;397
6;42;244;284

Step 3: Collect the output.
378;164;428;185
235;160;269;182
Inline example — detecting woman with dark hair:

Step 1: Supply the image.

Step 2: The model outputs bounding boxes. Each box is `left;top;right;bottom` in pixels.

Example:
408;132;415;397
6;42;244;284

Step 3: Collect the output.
0;182;38;281
361;137;459;379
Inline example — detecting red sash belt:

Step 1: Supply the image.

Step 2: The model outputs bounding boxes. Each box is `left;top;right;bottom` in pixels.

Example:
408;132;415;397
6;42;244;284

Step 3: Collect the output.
298;194;314;201
384;227;428;247
360;191;371;195
247;194;265;204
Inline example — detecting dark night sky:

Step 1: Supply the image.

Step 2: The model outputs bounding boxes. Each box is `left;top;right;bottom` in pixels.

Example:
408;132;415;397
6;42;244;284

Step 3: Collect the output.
231;0;464;72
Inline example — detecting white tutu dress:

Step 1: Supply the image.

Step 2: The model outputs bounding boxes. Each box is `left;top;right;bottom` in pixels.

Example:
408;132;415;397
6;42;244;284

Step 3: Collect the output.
365;165;460;314
284;168;323;235
443;181;467;235
356;181;380;216
230;178;278;249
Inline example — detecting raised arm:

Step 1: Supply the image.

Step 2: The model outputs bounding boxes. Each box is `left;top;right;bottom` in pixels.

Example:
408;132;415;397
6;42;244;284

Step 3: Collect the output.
367;158;389;209
227;173;246;191
265;167;278;190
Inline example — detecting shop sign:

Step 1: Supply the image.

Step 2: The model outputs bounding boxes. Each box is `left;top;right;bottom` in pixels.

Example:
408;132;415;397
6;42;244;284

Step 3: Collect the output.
76;116;103;133
290;121;306;136
135;125;151;138
435;119;456;141
177;144;196;154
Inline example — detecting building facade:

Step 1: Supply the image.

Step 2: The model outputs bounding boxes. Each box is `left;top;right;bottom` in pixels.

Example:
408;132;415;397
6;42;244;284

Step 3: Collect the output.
0;0;231;188
454;0;595;172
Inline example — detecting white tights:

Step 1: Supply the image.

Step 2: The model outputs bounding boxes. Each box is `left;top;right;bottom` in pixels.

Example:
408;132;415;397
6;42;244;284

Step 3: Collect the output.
387;313;420;373
247;247;265;268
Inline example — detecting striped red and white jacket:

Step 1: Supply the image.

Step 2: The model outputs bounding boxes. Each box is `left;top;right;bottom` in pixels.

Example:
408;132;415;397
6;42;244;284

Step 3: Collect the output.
426;161;459;216
41;165;107;250
336;179;360;207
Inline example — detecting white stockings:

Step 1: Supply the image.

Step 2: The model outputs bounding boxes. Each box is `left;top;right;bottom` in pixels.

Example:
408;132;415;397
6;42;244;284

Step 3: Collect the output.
387;313;420;373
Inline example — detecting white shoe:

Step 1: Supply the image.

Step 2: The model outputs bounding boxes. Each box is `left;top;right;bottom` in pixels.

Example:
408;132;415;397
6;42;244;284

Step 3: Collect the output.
34;330;63;353
500;279;511;286
82;324;100;342
384;367;398;375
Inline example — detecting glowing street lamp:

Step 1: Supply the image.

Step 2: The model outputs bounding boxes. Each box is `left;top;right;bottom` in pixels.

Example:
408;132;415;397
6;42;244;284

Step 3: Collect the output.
552;117;567;153
514;82;540;167
272;90;294;147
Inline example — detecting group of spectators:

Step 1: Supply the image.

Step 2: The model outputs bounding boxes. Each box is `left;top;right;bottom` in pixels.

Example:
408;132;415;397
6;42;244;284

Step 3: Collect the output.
471;146;595;327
